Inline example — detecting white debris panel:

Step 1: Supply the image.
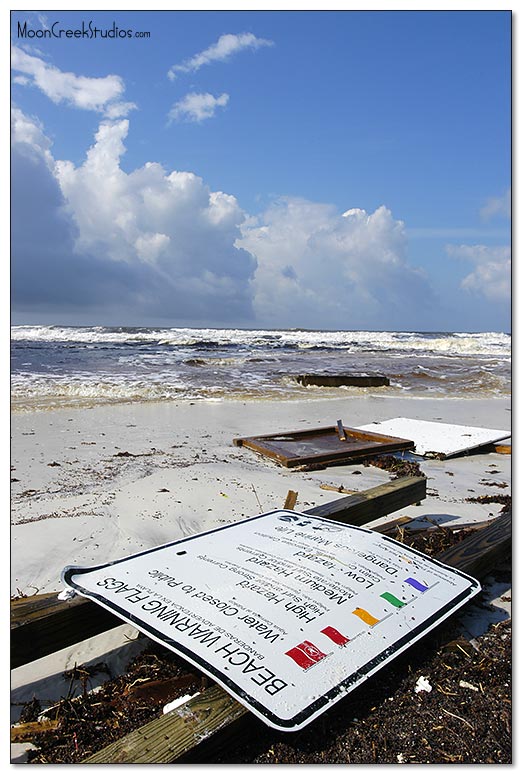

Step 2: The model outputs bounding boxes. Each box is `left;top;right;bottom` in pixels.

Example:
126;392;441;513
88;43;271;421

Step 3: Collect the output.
357;417;510;458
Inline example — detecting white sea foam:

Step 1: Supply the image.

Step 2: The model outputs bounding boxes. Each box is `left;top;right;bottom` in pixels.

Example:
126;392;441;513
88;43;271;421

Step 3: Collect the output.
10;325;511;410
10;325;511;357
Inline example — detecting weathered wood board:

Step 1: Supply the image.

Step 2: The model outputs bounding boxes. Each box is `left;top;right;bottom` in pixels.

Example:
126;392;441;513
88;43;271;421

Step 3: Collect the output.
233;424;414;467
295;374;390;388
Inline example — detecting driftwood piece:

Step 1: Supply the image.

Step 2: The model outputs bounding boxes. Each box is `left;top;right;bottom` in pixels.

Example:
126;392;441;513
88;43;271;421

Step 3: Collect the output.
320;483;357;494
10;720;61;743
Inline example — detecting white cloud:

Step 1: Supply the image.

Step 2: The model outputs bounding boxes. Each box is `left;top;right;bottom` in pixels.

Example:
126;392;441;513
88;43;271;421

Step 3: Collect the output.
12;74;30;86
11;45;127;114
168;92;229;123
12;108;437;329
447;244;511;301
103;101;138;119
11;105;54;167
480;188;511;221
240;198;434;329
52;117;256;320
168;32;273;80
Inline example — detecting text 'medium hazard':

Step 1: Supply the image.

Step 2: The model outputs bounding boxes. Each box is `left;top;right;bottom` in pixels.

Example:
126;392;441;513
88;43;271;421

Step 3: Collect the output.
62;510;480;731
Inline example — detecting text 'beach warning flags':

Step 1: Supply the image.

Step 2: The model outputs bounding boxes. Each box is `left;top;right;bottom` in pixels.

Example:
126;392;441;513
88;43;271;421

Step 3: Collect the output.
62;509;481;731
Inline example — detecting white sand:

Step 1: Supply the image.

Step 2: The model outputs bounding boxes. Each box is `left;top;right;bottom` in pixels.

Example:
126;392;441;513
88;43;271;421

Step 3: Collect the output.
10;394;511;734
11;394;511;596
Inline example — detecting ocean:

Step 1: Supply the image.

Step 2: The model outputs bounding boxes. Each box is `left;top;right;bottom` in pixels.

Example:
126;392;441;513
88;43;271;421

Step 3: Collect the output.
10;326;511;411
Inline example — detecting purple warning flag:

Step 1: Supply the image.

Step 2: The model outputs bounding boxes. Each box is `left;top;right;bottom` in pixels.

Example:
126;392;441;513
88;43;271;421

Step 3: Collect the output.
405;577;429;592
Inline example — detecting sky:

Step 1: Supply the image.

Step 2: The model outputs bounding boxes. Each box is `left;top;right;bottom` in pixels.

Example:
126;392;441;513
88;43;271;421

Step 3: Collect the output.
10;8;511;332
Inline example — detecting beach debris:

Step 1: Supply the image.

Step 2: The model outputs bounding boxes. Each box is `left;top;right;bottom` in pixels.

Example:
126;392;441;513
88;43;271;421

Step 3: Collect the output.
124;675;199;704
14;509;511;765
251;484;263;510
459;680;479;692
57;589;76;601
414;676;433;693
320;484;358;495
283;490;298;509
163;692;201;714
363;455;425;479
356;418;510;459
47;462;61;467
233;424;413;468
465;494;511;512
11;719;61;743
337;419;347;441
295;373;390;387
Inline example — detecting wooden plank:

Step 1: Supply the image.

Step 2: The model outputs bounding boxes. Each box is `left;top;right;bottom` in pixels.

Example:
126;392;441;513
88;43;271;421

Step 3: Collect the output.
295;374;390;387
10;592;123;670
304;476;426;526
11;478;425;669
83;507;511;764
494;444;511;454
434;509;511;578
83;685;248;764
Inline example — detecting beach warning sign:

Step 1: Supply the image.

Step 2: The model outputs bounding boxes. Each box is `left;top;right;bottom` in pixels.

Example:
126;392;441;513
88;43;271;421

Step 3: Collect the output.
62;511;481;731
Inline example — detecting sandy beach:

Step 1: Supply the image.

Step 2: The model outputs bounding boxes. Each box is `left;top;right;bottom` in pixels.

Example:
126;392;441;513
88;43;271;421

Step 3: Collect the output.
11;394;511;595
11;393;511;759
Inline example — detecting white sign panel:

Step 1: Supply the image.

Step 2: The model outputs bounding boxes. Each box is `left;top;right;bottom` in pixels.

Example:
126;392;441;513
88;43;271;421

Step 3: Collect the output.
62;511;480;731
357;417;510;458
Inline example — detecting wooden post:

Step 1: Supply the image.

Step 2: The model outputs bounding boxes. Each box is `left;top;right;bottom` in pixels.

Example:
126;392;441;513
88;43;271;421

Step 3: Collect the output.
284;490;298;510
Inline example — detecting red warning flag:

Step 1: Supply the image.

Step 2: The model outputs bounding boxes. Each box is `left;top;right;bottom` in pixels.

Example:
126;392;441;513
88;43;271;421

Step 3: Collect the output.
321;625;350;646
285;640;328;669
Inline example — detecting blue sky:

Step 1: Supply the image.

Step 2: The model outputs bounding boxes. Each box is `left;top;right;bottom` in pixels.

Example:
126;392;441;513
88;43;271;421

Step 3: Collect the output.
10;9;511;331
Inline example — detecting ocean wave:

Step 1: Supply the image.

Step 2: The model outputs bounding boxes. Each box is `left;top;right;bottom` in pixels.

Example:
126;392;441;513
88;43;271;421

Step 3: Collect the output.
11;325;511;357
